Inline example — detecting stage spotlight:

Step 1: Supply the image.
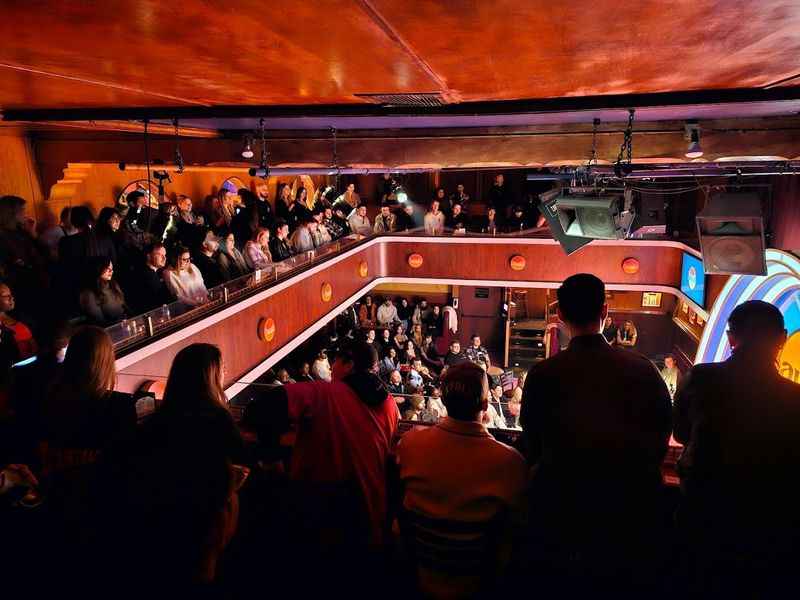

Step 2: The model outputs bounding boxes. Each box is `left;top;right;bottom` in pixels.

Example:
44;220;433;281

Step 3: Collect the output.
241;136;254;159
685;123;703;159
396;187;408;203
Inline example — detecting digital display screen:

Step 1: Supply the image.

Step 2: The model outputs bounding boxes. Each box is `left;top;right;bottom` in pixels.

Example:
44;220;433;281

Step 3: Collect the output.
681;252;706;308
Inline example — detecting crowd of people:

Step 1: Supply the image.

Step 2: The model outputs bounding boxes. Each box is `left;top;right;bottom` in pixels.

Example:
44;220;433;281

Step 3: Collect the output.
1;272;798;598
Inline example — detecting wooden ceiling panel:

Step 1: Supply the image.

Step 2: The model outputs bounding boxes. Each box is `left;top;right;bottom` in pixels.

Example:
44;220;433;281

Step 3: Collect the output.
371;0;800;100
0;0;436;109
1;0;799;112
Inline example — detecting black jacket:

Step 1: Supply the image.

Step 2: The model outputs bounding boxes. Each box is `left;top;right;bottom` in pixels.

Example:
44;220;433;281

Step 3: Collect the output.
193;252;225;289
269;236;293;262
130;264;173;314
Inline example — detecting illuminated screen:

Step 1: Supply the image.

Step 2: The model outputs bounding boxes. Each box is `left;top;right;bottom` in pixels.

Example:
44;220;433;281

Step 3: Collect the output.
680;252;706;308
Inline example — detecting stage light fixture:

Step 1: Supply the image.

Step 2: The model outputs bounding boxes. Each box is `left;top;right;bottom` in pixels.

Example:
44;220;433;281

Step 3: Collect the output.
241;136;254;159
685;122;703;159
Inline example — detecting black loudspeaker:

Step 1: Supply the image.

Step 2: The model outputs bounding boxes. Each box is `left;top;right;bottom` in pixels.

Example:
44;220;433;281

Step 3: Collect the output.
539;190;592;255
696;193;767;275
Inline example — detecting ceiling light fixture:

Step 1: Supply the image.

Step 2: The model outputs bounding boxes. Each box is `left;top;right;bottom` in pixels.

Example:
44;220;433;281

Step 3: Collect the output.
241;135;254;159
685;122;703;159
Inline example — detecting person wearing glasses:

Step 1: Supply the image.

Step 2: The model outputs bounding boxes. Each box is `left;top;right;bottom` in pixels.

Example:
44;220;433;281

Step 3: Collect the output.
163;245;208;307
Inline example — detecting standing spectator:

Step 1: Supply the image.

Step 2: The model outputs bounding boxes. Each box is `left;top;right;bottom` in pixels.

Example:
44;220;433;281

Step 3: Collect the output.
193;231;225;290
616;320;638;349
659;355;680;399
348;204;372;236
336;182;361;211
433;187;449;215
412;299;430;327
269;220;293;261
40;206;77;261
520;274;671;593
396;361;527;599
243;227;273;271
91;207;122;263
289;216;318;253
216;230;250;281
474;205;501;234
210;188;236;232
163;246;208;307
253;181;274;228
284;188;311;233
174;195;205;251
243;342;399;548
130;242;172;314
450;183;470;209
425;304;444;337
397;297;412;331
275;183;292;222
488;173;510;218
376;298;399;327
311;350;331;382
79;258;129;326
392;325;409;354
424;200;445;235
410;323;425;348
373;204;396;233
673;300;800;595
358;295;377;328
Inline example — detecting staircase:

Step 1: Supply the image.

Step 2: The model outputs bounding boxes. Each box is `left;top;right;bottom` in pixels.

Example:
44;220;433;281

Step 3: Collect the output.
508;318;546;372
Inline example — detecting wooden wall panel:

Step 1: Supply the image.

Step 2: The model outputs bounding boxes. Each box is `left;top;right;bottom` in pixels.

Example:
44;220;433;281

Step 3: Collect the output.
383;241;683;288
0;128;45;219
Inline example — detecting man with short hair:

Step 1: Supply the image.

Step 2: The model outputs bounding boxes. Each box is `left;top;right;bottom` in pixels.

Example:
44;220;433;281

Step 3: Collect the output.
131;242;173;313
520;273;671;591
674;300;800;590
373;204;396;233
193;231;225;289
290;216;318;253
254;181;274;228
269;219;293;260
446;202;469;233
387;369;405;396
396;203;417;231
323;206;346;240
348;204;372;236
376;298;399;327
660;354;679;399
444;340;466;367
397;361;527;598
424;200;445;235
244;342;399;548
465;334;491;369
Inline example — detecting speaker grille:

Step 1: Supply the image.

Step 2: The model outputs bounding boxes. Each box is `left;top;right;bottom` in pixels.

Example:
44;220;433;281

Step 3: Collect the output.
579;207;617;239
703;236;766;275
354;93;447;107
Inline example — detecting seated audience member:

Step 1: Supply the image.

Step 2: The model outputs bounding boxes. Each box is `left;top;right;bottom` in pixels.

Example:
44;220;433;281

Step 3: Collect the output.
120;190;153;239
137;343;244;463
232;189;260;248
348;204;372;236
673;300;800;594
380;347;398;380
520;274;671;593
410;323;425;348
402;394;425;421
425;304;443;336
216;230;250;281
419;333;442;370
163;246;208;307
397;297;412;331
153;203;180;246
387;369;406;396
412;299;430;326
269;220;293;261
364;328;377;346
396;202;417;231
602;316;618;345
91;206;123;264
56;205;95;305
79;258;129;326
403;340;418;365
244;342;399;548
0;283;36;360
290;216;318;253
373;204;397;233
488;383;509;427
174;195;206;251
311;350;331;382
297;362;314;383
474;205;501;234
616;320;638;349
423;200;445;235
43;326;137;460
276;367;295;385
444;340;466;367
377;298;399;327
130;242;172;314
396;361;527;598
312;207;332;246
377;327;392;352
330;203;352;235
465;334;491;369
358;295;377;328
323;206;346;240
243;227;273;271
660;354;680;399
409;358;432;386
40;206;77;260
426;386;447;418
506;205;530;232
193;231;225;289
445;202;469;233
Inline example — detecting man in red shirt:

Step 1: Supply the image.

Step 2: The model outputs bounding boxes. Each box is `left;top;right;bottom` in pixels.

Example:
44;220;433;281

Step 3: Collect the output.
244;341;399;547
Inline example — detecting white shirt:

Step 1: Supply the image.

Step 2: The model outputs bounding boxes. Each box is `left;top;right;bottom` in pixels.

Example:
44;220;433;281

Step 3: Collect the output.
424;211;445;235
311;357;332;382
163;265;208;306
348;213;372;236
376;303;399;326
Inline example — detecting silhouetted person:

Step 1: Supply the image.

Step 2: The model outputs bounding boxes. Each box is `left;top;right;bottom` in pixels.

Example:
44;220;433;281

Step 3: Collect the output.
674;300;800;597
519;273;671;595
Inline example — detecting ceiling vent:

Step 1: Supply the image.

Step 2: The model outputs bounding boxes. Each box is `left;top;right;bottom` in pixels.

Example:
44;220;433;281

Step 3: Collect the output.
354;92;447;107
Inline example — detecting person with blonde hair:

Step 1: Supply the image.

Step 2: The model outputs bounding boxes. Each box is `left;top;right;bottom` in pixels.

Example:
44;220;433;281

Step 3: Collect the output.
243;227;273;271
163;245;208;306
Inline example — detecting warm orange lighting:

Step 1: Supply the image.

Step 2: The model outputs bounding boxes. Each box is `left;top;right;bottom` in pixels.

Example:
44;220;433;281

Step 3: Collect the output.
509;255;526;271
358;261;369;278
258;317;276;342
621;257;640;274
321;282;333;302
408;253;424;268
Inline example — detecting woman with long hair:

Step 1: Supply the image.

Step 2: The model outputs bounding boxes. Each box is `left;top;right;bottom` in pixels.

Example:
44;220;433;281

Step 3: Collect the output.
163;245;208;306
216;230;250;281
145;343;243;461
410;322;424;348
79;257;129;326
275;182;292;220
88;206;121;263
44;326;136;453
211;188;236;231
617;320;638;349
243;227;273;271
